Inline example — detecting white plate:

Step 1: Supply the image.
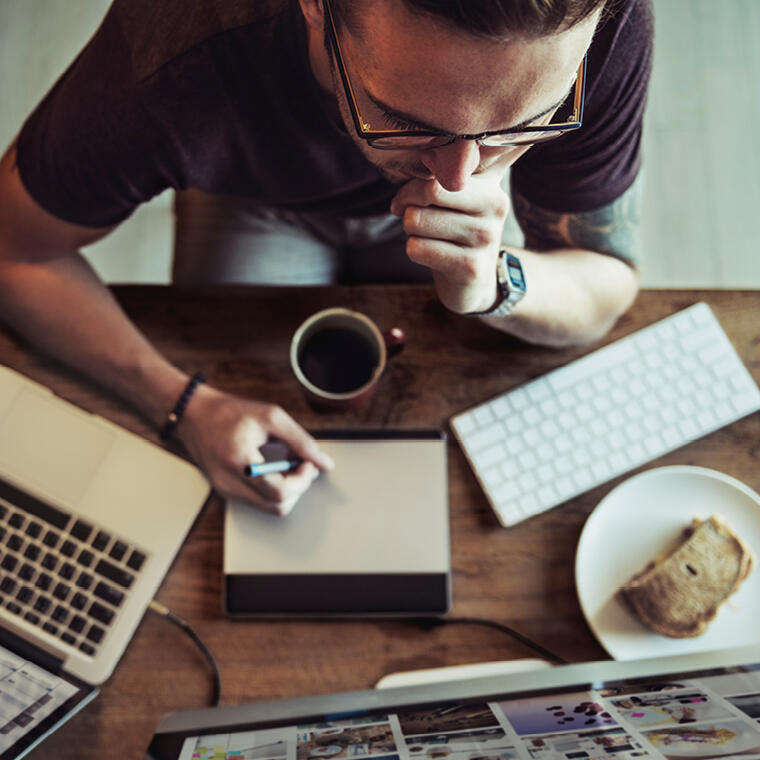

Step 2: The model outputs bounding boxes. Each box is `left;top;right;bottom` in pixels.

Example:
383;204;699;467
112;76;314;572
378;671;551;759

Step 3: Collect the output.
575;466;760;660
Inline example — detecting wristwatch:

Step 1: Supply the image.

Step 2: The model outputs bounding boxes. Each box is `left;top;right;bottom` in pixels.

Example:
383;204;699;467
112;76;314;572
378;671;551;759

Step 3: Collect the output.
467;248;527;317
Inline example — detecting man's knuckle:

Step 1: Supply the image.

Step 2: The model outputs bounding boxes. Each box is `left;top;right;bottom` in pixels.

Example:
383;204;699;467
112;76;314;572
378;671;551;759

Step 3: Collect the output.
472;226;493;248
461;255;479;279
406;236;427;263
403;206;421;232
262;403;285;426
494;193;510;217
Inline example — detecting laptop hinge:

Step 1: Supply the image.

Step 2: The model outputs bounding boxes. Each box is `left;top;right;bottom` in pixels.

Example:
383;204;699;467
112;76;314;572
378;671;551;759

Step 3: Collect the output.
0;624;64;674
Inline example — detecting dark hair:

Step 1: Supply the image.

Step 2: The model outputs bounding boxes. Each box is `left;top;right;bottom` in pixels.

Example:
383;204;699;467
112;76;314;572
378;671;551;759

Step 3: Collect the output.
332;0;609;40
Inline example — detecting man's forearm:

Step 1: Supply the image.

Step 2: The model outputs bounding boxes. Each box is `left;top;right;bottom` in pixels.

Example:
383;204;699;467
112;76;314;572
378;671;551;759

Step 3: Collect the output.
0;253;188;428
480;245;639;347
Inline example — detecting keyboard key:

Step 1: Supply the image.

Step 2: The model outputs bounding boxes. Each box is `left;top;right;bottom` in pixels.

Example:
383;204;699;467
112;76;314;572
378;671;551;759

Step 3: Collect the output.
53;583;70;601
42;622;58;636
92;531;110;552
71;593;88;611
52;605;69;623
60;632;76;646
76;572;94;590
6;602;22;615
527;379;551;403
60;563;75;580
472;406;494;427
41;553;58;571
24;611;39;625
69;615;86;634
93;581;124;607
23;544;40;562
95;559;134;589
42;530;59;548
71;520;93;542
35;573;52;591
6;534;23;552
60;540;77;558
1;555;18;572
109;541;128;562
0;577;16;594
34;596;51;614
88;601;115;626
472;444;505;470
126;551;146;572
18;563;35;581
79;642;96;656
77;550;94;568
8;513;24;529
86;624;105;644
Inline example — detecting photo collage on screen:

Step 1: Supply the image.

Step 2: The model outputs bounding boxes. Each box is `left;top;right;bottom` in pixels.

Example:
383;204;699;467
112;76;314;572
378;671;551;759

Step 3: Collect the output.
178;665;760;760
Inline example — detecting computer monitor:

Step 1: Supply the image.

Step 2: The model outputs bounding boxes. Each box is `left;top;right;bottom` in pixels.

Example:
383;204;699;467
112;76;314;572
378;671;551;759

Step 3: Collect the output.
146;645;760;760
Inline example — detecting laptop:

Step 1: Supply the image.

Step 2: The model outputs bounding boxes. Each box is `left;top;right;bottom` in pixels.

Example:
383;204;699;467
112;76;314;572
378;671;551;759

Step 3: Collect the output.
147;644;760;760
0;365;210;758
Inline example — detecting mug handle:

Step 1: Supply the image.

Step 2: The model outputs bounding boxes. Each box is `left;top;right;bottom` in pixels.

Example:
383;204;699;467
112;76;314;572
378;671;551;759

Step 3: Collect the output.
383;327;406;359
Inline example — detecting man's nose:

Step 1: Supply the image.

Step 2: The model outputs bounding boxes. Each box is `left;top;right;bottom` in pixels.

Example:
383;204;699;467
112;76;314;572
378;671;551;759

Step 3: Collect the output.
419;139;481;192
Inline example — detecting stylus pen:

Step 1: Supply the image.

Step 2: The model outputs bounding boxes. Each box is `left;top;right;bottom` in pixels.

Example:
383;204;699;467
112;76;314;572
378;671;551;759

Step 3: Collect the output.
244;459;303;477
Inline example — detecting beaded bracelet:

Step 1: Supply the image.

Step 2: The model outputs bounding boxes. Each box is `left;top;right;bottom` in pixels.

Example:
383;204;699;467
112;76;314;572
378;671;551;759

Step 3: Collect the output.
159;372;205;442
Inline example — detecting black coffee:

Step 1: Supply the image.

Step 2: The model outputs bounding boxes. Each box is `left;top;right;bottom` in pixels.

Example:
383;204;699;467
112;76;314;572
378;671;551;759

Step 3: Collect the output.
298;327;378;394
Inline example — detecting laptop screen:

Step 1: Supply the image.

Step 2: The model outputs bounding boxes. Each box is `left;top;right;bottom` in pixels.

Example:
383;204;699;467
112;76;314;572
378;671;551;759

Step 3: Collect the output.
147;647;760;760
0;642;96;759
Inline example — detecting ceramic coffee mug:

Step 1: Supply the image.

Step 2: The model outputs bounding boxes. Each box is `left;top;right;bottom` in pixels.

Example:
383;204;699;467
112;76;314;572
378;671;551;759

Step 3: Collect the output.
290;307;405;411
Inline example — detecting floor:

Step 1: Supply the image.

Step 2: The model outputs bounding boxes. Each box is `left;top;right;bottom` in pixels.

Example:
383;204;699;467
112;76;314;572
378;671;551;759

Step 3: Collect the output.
0;0;757;287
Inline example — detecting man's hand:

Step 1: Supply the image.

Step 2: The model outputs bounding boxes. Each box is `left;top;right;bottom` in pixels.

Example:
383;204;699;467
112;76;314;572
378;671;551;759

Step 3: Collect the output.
390;157;511;314
176;384;334;516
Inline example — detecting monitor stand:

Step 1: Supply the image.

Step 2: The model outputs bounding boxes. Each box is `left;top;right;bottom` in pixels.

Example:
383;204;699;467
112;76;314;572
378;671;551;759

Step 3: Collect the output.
375;659;553;689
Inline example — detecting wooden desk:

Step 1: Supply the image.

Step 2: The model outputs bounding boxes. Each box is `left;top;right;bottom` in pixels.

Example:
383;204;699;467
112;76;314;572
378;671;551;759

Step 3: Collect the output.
2;286;756;759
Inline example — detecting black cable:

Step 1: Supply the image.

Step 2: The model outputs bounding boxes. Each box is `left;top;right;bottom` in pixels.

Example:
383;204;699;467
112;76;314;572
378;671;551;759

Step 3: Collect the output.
412;616;568;666
149;601;222;706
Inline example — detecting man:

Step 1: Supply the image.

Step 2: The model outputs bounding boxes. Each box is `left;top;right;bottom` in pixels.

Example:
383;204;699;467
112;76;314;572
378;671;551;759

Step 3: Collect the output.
0;0;652;514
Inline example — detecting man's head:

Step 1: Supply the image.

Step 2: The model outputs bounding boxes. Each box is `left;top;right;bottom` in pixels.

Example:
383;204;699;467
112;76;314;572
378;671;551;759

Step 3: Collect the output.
332;0;607;40
299;0;604;190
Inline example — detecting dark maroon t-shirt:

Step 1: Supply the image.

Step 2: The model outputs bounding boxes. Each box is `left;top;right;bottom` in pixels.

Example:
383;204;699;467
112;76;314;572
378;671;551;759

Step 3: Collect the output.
15;0;652;228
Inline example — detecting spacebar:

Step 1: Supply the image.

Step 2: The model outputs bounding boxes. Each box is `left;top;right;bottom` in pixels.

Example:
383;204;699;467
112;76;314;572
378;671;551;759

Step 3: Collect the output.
0;477;71;529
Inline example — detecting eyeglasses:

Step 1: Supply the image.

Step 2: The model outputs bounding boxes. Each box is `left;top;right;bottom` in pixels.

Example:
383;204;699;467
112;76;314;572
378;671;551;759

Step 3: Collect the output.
323;0;587;151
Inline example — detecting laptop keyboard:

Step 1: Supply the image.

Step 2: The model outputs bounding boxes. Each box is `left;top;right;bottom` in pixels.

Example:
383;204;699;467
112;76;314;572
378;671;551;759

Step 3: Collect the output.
0;477;146;659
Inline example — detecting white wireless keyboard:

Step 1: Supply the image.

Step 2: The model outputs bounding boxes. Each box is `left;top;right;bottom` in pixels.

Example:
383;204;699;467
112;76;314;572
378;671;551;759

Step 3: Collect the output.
451;303;760;528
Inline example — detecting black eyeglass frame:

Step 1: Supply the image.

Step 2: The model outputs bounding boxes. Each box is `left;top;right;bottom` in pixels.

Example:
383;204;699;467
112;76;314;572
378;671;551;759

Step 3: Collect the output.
323;0;587;150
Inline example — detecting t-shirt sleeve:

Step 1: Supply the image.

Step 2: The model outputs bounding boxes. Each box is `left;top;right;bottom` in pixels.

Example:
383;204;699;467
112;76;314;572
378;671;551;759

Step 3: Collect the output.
15;6;181;228
511;0;653;214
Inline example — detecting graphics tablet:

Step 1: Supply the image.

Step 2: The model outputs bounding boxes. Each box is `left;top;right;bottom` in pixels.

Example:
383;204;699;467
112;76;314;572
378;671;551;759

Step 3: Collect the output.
147;645;760;760
224;431;450;616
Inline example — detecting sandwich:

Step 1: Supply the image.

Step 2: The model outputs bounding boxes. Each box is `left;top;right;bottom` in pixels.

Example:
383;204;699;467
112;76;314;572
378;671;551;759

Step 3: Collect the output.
620;516;753;638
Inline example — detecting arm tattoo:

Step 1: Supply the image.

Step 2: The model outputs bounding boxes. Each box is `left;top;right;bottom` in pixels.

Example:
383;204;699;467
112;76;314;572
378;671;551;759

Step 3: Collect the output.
510;172;643;267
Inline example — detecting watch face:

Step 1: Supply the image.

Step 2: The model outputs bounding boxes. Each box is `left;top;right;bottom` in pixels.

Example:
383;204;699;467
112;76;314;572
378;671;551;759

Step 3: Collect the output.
506;254;526;291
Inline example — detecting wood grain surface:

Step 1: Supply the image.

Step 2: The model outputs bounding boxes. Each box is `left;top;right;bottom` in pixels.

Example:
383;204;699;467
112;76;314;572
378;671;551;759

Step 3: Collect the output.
1;286;756;759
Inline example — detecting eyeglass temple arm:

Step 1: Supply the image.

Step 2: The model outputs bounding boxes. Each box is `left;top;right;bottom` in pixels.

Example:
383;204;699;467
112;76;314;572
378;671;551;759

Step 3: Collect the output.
571;53;587;124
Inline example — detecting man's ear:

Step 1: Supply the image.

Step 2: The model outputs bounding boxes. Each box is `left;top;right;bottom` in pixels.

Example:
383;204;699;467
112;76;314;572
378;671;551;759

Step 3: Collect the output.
297;0;324;31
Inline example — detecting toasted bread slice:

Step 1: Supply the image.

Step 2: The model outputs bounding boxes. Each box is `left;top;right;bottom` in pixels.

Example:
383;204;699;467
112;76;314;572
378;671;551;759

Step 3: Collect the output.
621;516;753;638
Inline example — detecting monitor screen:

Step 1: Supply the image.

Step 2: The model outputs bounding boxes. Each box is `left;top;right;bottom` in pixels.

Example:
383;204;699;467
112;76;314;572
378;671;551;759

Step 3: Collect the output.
146;647;760;760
